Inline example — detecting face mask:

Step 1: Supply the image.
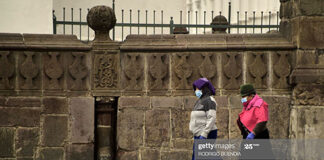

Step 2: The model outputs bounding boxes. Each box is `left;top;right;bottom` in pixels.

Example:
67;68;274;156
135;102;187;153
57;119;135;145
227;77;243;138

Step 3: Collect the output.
195;90;202;98
241;97;247;103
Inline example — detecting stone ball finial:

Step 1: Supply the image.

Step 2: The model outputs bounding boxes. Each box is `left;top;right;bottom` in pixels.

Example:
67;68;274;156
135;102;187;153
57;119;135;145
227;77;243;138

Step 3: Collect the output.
210;15;229;34
87;5;116;41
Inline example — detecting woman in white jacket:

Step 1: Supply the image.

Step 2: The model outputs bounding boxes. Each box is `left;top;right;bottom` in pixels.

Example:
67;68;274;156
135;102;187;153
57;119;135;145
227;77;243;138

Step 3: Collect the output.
189;78;218;160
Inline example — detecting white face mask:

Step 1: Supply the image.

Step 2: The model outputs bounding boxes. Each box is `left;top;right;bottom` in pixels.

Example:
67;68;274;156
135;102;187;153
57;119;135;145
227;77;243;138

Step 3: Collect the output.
241;97;247;103
195;90;202;98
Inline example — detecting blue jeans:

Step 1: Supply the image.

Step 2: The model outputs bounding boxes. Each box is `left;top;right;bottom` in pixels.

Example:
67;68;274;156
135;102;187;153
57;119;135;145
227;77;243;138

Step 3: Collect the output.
192;129;219;160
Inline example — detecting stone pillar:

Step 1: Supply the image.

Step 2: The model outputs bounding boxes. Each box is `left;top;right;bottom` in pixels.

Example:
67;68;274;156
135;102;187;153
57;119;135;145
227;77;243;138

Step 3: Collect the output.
280;0;324;49
86;5;120;160
87;5;121;96
284;0;324;158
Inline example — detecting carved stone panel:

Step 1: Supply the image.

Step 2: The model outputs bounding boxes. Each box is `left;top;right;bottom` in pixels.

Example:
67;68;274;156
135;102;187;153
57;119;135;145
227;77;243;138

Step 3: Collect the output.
18;51;41;90
172;52;217;92
43;52;64;90
198;53;217;87
148;53;169;90
222;52;242;90
172;53;193;90
272;52;292;89
293;83;324;106
121;53;144;91
247;52;268;89
67;52;89;91
0;51;15;90
94;53;118;89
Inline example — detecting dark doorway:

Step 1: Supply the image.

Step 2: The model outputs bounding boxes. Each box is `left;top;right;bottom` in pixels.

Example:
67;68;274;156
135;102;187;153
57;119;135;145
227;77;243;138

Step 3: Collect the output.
95;97;118;160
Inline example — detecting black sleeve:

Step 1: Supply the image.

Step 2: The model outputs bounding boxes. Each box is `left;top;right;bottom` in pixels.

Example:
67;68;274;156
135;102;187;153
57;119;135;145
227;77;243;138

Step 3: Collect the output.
253;121;267;135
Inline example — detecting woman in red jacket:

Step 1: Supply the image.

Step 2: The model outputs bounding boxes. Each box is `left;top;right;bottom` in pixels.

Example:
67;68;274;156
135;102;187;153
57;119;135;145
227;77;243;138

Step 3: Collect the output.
237;84;274;159
237;84;269;139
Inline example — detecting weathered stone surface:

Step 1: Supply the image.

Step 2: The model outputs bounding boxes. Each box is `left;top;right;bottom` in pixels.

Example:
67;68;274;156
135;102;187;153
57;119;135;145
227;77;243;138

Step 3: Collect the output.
152;97;182;108
0;128;14;158
0;97;6;106
183;96;197;110
96;127;114;160
67;52;89;91
87;6;116;42
148;54;169;90
17;158;33;160
43;52;64;90
263;96;291;138
38;148;64;160
229;109;242;139
66;144;94;160
93;53;118;89
292;17;324;49
272;52;292;89
117;108;143;150
171;109;191;139
43;97;67;114
292;83;323;106
0;51;15;90
246;52;268;89
18;52;41;90
304;108;324;139
222;53;242;90
0;108;40;127
118;96;150;109
16;128;39;157
121;53;144;91
70;97;94;143
161;151;191;160
298;0;324;16
215;96;228;108
216;108;229;139
145;109;170;147
6;97;41;107
117;151;138;160
229;96;242;108
141;149;160;160
43;116;68;147
172;138;193;150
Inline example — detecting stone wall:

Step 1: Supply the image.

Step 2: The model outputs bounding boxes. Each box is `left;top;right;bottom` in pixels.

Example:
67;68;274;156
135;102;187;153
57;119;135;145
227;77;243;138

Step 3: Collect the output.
0;1;324;159
0;34;94;160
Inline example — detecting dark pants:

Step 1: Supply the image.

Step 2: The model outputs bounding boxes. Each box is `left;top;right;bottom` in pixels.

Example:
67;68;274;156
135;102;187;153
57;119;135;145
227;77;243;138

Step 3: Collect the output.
240;129;275;160
192;129;220;160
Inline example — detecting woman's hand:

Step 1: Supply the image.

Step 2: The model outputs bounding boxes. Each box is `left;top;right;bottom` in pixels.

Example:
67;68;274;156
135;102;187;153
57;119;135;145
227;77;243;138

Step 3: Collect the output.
198;135;206;139
246;132;255;139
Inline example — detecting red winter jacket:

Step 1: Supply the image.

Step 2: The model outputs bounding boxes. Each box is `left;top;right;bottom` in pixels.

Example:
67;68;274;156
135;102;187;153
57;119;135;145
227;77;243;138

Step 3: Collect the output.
238;94;268;133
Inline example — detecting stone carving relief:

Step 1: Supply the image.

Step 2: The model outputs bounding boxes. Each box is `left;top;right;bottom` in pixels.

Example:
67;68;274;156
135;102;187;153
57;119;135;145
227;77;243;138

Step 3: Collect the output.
68;52;89;90
273;52;291;89
173;54;192;89
19;52;40;89
199;53;216;80
293;83;323;106
0;51;15;89
247;52;268;88
223;53;242;90
44;52;64;90
94;54;118;89
123;54;143;90
149;54;168;90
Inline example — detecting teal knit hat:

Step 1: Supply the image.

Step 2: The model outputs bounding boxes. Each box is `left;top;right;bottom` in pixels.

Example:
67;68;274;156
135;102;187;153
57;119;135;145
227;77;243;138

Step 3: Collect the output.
240;84;256;97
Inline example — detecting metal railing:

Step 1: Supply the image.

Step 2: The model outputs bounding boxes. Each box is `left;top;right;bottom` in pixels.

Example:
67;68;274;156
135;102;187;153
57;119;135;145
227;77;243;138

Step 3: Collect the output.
52;1;280;42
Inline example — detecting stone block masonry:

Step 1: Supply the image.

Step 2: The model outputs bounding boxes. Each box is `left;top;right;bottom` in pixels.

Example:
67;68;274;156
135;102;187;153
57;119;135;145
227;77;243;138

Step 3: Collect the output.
117;95;292;159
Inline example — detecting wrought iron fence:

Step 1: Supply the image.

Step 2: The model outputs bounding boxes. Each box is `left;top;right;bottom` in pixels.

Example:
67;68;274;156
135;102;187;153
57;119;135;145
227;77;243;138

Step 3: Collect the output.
52;1;280;42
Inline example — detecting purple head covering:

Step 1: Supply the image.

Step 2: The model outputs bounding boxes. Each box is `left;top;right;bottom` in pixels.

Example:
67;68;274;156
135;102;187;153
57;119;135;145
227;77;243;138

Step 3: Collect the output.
193;78;215;95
